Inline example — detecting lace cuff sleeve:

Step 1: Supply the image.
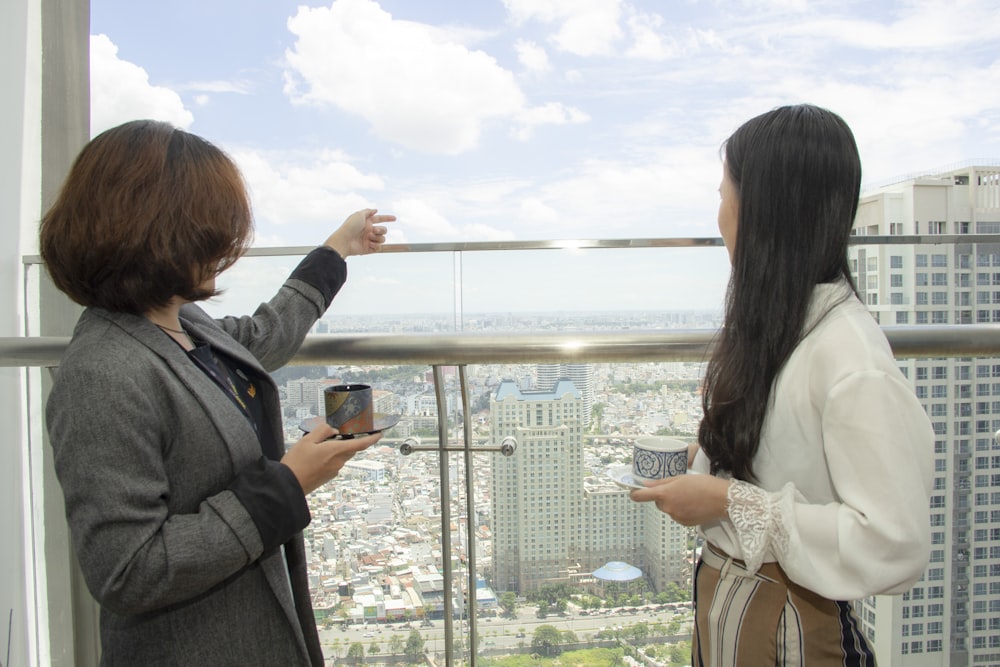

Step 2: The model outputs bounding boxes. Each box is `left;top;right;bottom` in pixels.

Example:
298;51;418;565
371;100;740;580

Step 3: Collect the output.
726;479;794;574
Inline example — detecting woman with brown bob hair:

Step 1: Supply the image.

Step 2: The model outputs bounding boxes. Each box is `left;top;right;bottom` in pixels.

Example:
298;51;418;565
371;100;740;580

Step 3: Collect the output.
41;119;394;666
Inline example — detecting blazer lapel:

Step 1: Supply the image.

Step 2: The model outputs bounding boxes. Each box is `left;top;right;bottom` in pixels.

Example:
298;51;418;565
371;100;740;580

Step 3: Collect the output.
180;314;287;461
105;311;261;464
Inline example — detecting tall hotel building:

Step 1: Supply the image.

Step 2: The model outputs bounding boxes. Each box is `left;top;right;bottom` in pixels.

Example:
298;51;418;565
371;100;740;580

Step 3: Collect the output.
849;165;1000;667
489;379;688;594
536;363;595;427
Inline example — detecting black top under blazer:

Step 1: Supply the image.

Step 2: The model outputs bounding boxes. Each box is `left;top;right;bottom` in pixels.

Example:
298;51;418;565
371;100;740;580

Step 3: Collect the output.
46;248;346;666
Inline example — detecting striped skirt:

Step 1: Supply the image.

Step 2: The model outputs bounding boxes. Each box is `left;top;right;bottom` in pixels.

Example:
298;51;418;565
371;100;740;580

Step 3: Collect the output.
692;543;876;666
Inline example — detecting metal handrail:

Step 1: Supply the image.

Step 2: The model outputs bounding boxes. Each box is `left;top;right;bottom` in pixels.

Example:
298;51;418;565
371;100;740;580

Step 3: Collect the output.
20;231;1000;265
4;325;1000;368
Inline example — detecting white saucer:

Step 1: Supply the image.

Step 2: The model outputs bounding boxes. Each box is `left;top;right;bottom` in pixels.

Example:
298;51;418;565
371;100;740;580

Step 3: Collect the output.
607;464;646;490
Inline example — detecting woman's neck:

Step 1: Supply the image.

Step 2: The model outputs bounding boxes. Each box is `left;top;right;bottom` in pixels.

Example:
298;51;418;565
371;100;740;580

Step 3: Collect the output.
145;300;194;351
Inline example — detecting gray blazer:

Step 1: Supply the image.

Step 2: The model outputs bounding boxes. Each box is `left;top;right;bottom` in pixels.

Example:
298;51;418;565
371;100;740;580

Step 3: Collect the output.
46;271;336;666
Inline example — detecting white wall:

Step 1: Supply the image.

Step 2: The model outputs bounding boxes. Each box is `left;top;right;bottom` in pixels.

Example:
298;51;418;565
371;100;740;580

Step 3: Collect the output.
0;0;39;664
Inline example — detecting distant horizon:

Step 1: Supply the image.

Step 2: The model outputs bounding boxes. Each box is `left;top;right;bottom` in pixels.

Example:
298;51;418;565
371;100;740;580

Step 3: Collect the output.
318;308;724;317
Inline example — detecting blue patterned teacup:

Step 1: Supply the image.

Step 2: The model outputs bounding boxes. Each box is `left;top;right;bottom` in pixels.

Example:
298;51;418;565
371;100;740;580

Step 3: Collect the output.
632;436;688;483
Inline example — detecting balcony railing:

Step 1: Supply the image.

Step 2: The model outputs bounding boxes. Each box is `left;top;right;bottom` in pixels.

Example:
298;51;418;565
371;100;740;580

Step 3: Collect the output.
5;324;1000;665
13;237;1000;665
5;324;1000;368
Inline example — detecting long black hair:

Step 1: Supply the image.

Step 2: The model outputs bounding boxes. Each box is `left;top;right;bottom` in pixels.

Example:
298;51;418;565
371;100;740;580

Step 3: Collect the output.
698;104;862;482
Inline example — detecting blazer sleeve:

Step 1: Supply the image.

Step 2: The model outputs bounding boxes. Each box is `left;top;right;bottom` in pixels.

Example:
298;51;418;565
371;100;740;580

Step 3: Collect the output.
207;247;347;371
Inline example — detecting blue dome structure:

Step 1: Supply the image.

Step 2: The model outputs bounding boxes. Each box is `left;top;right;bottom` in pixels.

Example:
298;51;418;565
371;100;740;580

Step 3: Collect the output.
592;561;642;582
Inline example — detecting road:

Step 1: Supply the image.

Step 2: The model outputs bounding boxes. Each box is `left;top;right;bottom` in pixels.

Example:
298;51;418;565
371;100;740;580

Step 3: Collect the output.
317;603;693;661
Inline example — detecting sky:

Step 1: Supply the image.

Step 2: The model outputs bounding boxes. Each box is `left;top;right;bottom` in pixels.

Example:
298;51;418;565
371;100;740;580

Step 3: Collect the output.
88;0;1000;317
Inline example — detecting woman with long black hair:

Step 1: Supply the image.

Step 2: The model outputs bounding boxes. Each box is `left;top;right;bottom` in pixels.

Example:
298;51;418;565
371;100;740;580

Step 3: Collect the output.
631;104;932;665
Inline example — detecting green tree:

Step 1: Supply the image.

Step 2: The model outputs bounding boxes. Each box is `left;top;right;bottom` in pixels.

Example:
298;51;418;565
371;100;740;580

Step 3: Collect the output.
368;640;380;654
662;581;690;602
532;624;563;657
537;582;574;604
404;629;425;663
346;641;365;664
669;641;692;665
591;402;606;432
499;591;518;618
389;634;404;654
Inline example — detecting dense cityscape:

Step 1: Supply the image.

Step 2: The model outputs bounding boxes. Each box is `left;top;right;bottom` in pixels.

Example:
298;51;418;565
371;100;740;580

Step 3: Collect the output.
275;316;712;663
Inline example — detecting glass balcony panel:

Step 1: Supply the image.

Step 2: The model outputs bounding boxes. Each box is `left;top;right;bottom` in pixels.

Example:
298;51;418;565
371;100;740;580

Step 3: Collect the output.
455;247;730;322
205;250;459;327
15;242;1000;665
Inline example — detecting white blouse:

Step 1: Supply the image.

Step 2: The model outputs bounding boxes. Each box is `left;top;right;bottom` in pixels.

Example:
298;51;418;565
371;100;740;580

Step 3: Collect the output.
693;280;933;601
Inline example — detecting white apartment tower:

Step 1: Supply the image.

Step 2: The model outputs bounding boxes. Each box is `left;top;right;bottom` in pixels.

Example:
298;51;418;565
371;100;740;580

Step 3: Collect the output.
849;165;1000;667
489;379;688;594
490;379;589;592
536;363;595;427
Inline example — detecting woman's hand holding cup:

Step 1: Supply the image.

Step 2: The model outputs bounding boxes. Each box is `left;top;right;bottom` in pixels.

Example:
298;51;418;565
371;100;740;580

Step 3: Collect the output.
282;424;383;495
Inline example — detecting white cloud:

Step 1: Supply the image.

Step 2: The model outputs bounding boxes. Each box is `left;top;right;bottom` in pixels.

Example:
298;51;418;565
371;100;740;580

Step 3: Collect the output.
392;198;515;241
503;0;624;56
625;11;675;60
794;1;1000;51
393;199;458;237
519;198;560;224
179;80;252;94
463;223;518;241
282;0;583;155
780;64;1000;184
514;39;551;73
738;0;809;11
86;0;1000;315
512;102;590;140
231;148;385;243
89;34;194;136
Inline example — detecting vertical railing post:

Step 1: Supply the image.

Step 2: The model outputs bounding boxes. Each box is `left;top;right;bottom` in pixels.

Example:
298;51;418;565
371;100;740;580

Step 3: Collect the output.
432;365;454;664
460;366;478;666
406;364;504;664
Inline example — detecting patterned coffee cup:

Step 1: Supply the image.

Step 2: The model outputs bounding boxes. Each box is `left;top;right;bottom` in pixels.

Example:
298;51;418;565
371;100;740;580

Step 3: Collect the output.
323;384;374;435
632;436;688;483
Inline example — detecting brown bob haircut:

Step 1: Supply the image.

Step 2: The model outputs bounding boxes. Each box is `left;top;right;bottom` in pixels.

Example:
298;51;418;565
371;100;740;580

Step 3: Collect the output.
39;120;254;314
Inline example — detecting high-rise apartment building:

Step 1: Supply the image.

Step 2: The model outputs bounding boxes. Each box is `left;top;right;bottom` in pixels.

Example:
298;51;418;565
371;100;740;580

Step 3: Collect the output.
850;165;1000;667
285;377;329;415
489;378;688;594
536;363;595;427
